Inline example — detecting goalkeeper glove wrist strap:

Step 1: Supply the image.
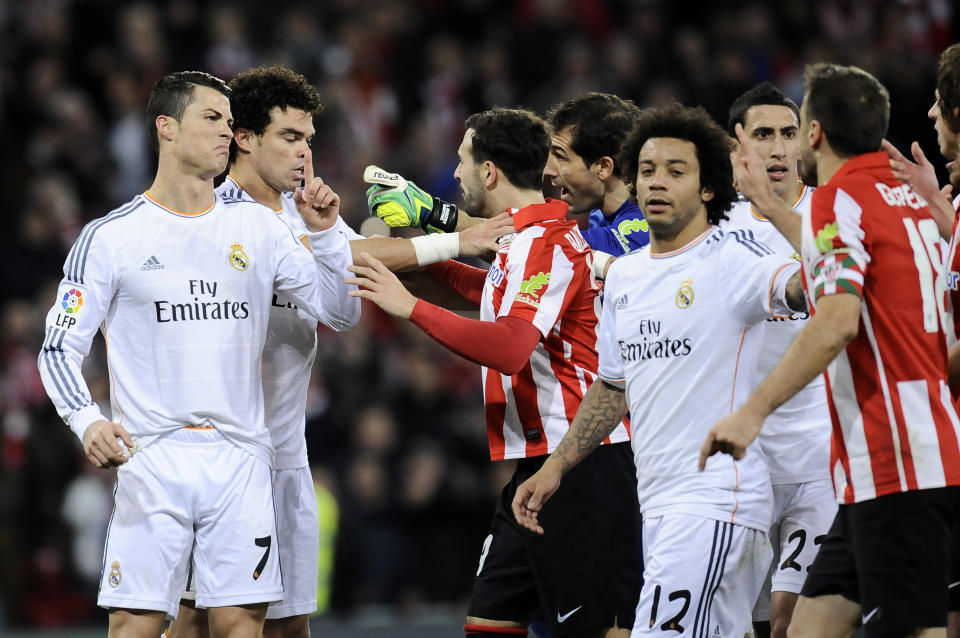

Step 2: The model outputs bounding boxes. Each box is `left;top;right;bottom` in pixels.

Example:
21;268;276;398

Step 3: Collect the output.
412;232;460;266
424;197;459;233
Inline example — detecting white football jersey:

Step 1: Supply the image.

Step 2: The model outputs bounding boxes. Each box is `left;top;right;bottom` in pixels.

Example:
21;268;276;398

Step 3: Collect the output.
218;177;363;469
599;226;799;531
722;186;832;484
38;191;360;466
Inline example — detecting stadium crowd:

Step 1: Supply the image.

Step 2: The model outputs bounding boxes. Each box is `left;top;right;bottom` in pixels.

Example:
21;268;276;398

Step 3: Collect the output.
0;0;956;630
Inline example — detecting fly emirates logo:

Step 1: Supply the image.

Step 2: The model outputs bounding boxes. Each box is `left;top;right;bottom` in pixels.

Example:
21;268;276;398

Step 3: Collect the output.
618;318;692;362
154;279;250;323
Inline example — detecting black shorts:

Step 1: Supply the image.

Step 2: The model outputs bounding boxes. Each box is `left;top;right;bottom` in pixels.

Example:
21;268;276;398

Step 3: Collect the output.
950;510;960;611
801;486;960;637
467;441;640;634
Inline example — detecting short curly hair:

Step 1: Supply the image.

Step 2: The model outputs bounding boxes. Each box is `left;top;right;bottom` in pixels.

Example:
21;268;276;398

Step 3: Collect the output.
227;65;324;163
619;102;736;225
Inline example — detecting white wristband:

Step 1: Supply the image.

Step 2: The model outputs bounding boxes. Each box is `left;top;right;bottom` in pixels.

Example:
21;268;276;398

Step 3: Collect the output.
412;232;460;266
592;250;615;280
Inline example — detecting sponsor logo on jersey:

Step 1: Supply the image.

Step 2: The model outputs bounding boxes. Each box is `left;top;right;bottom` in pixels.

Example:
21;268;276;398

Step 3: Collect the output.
619;319;693;361
497;233;516;253
108;561;122;588
675;279;694;309
814;222;839;254
488;263;505;287
515;271;551;308
618;217;649;236
140;255;165;271
229;242;249;271
61;288;83;314
154;279;250;323
948;270;960;291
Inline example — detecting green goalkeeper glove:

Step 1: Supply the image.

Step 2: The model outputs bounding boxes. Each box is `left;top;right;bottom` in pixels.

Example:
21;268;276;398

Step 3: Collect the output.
363;165;459;234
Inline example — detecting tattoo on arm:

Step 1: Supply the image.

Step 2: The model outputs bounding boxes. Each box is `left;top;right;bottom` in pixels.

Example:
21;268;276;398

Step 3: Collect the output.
551;380;628;474
785;270;807;313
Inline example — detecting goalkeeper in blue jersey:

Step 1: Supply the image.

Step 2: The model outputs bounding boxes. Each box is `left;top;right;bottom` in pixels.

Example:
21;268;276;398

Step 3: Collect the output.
366;92;648;276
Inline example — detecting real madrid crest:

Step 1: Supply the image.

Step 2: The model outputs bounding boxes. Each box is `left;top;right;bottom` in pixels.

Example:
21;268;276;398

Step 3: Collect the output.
229;242;249;271
675;278;694;309
108;560;122;588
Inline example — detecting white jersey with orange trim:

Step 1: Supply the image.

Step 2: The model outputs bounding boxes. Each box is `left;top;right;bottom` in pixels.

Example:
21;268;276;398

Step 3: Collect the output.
217;177;363;469
598;226;799;531
722;185;831;485
38;191;360;467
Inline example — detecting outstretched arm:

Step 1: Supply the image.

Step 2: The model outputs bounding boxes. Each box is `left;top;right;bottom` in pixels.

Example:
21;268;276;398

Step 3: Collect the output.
511;379;628;534
882;139;956;239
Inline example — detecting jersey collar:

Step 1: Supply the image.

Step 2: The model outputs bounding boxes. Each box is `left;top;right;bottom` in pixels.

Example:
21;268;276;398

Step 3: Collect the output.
828;152;891;185
508;198;569;231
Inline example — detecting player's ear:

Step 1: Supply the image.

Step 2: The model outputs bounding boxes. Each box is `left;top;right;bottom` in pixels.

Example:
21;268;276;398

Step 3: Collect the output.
234;128;256;154
484;160;498;189
808;120;824;151
155;115;177;146
701;186;715;203
594;156;615;181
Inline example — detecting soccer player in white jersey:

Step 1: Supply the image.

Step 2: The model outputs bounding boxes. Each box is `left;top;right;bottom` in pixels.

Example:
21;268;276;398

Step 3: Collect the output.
722;82;836;638
36;71;360;638
512;102;808;638
166;65;509;638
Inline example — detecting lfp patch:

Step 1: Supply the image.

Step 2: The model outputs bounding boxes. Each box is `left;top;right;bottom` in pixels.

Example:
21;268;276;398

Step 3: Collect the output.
61;288;84;314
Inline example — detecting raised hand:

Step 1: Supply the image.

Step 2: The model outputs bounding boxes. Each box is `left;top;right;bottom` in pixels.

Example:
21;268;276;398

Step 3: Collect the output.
294;148;341;231
347;252;419;318
458;212;514;259
881;139;945;204
364;165;459;234
82;419;134;469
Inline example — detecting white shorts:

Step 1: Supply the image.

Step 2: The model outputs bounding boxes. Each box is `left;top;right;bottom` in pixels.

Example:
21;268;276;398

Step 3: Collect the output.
265;466;319;619
98;428;282;616
752;479;837;621
632;514;771;637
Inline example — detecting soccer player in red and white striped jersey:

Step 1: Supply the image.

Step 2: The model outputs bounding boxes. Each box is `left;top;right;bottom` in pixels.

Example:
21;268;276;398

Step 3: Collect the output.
348;107;638;638
702;63;960;638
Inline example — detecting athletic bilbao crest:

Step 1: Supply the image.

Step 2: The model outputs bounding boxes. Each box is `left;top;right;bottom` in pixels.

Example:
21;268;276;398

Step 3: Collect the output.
229;242;249;271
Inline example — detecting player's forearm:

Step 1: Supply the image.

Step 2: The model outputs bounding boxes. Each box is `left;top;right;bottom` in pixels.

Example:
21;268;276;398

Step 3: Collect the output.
349;237;419;272
745;294;859;419
291;227;362;331
785;271;807;313
38;335;104;441
929;194;957;240
410;302;540;374
544;380;627;476
424;260;486;305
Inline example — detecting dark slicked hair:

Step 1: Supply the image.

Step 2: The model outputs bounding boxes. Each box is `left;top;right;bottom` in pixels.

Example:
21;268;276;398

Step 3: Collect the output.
937;43;960;134
803;63;890;157
547;92;641;178
465;107;550;191
146;71;230;152
619;102;736;225
228;65;324;162
727;81;800;136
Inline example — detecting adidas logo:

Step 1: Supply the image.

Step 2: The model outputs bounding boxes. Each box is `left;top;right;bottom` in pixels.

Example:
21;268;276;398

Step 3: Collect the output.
615;294;628;310
140;256;165;271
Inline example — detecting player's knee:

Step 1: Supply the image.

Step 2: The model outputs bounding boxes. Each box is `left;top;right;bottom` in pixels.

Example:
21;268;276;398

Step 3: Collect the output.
207;604;267;638
263;615;310;638
463;622;528;637
771;615;791;638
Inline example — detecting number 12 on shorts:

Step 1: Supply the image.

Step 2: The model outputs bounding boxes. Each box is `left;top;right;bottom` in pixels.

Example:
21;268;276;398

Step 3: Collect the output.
648;585;691;632
253;535;271;580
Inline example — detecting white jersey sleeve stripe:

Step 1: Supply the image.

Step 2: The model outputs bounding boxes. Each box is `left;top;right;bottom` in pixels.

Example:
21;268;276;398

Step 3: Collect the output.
49;329;90;403
40;328;89;410
69;200;142;284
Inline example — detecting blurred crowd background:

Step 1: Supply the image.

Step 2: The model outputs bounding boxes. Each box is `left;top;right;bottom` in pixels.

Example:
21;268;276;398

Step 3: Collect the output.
0;0;957;630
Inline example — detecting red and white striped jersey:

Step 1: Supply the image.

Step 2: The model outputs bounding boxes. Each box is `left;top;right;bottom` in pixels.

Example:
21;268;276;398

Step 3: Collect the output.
800;152;960;504
481;199;630;460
